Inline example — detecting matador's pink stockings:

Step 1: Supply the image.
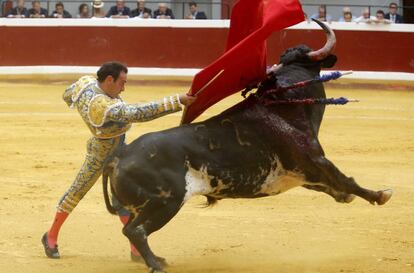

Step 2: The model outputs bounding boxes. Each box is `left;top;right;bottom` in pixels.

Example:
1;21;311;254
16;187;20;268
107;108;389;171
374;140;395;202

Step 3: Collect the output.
47;210;69;248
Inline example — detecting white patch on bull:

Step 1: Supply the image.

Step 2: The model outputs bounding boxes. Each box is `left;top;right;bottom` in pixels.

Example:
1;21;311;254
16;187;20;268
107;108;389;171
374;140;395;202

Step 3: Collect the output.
183;164;213;202
183;162;228;203
259;159;306;195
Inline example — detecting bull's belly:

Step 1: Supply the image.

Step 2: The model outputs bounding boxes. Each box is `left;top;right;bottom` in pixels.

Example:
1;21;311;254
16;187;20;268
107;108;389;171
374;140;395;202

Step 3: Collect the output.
183;160;306;202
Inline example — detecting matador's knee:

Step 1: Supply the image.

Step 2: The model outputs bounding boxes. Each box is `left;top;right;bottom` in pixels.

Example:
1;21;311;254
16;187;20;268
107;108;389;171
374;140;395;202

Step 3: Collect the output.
57;137;122;213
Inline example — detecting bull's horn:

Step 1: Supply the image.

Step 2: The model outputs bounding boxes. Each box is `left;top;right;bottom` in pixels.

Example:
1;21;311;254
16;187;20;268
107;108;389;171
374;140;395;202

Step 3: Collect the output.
307;19;336;61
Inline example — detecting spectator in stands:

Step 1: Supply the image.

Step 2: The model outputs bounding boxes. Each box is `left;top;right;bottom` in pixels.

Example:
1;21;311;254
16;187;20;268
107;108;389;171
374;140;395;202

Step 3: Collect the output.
376;10;385;20
131;0;152;18
29;0;47;18
106;0;130;18
185;1;207;19
343;12;353;22
77;3;90;18
50;2;72;18
310;5;332;22
153;3;174;19
7;0;29;18
355;8;375;23
385;2;403;23
338;7;355;22
3;0;13;17
375;10;391;24
91;0;105;18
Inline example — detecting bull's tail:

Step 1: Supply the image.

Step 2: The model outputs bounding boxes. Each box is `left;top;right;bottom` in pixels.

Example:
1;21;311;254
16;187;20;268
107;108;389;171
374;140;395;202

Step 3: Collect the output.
102;163;118;215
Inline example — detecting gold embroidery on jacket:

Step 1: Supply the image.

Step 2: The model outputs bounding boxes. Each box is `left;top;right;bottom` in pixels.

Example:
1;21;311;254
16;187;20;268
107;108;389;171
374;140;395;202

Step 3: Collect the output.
88;94;123;127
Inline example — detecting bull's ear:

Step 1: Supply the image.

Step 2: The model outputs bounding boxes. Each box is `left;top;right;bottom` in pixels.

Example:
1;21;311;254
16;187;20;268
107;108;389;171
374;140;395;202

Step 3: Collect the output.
320;55;337;68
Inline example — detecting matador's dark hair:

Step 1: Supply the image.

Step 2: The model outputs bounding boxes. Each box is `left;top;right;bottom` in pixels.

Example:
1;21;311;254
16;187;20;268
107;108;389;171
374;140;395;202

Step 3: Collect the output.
97;61;128;83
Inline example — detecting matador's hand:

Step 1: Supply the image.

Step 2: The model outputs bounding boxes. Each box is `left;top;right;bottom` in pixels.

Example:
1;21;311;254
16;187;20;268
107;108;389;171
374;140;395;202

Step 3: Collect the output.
179;94;197;106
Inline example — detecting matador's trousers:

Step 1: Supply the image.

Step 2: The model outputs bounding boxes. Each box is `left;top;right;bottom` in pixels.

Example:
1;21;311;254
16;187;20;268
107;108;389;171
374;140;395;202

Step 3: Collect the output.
57;135;128;215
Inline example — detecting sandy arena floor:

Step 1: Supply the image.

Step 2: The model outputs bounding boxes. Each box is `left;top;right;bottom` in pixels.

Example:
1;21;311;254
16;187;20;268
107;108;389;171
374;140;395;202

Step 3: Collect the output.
0;79;413;273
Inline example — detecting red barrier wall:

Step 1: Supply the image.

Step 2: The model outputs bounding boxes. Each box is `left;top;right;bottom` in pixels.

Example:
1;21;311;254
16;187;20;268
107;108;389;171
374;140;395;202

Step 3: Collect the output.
0;27;228;68
0;21;413;73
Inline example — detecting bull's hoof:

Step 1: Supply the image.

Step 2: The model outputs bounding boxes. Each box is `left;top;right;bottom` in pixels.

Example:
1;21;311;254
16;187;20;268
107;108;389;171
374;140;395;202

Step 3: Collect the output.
131;253;168;267
376;189;393;205
145;255;167;273
155;256;168;267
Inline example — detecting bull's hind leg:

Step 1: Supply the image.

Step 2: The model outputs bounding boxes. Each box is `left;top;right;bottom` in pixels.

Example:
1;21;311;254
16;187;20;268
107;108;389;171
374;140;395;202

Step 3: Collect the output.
309;156;392;205
302;184;356;203
123;199;182;273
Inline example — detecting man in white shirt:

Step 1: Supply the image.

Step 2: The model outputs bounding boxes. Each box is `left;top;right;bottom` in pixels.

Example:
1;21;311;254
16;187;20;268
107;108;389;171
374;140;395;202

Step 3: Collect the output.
310;5;332;22
355;8;376;23
338;7;356;22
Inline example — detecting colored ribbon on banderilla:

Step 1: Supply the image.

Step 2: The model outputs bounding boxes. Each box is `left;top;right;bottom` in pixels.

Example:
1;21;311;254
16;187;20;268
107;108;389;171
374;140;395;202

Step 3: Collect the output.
269;70;354;94
242;70;353;98
259;70;359;106
264;97;359;106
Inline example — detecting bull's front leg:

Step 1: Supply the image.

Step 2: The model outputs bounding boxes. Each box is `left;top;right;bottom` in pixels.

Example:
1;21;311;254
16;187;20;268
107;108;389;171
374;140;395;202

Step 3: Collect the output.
121;195;183;273
309;155;392;205
123;222;165;273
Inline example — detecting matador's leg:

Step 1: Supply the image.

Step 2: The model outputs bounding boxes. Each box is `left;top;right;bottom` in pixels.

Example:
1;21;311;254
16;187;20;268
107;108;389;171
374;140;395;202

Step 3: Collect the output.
42;136;122;259
57;136;123;212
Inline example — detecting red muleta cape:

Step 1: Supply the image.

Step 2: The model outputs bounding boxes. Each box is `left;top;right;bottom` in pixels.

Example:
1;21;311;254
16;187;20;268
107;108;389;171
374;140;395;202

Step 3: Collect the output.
181;0;305;124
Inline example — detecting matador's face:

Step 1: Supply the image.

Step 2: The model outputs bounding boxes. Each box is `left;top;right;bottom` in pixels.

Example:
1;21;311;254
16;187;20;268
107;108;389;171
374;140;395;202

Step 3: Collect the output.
114;72;127;95
106;71;127;98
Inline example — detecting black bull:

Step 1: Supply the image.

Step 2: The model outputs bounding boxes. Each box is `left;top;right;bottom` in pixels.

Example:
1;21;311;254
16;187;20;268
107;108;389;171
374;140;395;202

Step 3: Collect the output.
102;21;392;273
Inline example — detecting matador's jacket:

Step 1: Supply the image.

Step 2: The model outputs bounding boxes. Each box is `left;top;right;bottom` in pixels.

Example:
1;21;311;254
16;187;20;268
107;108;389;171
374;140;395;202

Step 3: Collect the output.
57;76;183;213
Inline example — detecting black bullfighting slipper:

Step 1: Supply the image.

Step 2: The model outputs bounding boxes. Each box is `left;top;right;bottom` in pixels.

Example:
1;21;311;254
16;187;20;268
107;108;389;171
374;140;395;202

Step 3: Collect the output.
41;232;60;259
